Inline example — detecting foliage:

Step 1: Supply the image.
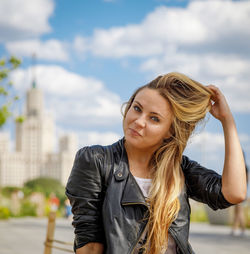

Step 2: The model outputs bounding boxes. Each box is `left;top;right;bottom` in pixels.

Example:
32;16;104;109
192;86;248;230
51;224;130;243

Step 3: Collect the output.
190;207;208;222
23;177;66;205
0;206;10;219
19;200;36;217
0;55;23;127
15;115;25;123
0;186;22;198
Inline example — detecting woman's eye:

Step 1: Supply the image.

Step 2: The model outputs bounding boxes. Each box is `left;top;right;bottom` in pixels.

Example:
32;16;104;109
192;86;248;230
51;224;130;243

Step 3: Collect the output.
151;116;160;122
133;105;141;112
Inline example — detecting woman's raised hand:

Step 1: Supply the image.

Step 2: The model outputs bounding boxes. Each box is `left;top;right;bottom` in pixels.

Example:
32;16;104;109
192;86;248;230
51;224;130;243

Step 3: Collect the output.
207;85;234;124
207;85;246;204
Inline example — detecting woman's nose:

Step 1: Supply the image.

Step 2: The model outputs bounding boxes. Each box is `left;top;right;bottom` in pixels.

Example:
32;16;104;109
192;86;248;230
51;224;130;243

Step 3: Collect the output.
134;115;146;128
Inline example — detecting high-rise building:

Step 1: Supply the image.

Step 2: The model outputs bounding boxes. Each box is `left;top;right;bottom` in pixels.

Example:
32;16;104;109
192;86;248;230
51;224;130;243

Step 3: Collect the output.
0;81;78;187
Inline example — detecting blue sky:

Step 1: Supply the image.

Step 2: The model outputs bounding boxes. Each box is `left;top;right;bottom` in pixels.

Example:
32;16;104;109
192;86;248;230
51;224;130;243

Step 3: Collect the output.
0;0;250;179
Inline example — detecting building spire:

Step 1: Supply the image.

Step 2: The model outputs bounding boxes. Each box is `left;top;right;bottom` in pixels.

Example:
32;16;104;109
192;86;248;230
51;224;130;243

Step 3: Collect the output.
31;53;37;88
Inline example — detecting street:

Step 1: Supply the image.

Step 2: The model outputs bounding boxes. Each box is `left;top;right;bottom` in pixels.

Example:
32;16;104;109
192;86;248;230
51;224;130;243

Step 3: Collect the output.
0;217;250;254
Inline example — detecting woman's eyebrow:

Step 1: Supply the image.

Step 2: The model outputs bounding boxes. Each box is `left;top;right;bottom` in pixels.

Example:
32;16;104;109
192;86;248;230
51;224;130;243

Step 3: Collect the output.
134;100;143;108
134;100;164;118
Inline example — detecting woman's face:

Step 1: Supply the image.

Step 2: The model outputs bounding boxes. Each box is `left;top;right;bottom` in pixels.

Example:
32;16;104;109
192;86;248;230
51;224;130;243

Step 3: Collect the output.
123;88;174;152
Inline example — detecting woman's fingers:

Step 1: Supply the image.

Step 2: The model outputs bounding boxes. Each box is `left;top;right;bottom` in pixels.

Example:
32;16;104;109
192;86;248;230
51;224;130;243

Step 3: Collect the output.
207;85;222;102
206;85;233;123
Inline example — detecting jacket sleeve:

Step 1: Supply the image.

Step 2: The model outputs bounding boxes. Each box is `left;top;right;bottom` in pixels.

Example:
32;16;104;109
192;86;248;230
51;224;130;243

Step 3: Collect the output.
182;155;233;210
65;146;105;251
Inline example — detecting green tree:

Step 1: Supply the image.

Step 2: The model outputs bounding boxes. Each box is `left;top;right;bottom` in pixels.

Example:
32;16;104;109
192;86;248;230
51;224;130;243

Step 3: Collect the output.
1;186;22;198
0;56;24;127
23;177;66;205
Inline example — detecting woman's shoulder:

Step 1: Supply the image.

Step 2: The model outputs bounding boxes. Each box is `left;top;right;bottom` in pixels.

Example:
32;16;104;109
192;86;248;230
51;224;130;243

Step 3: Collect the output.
181;155;208;175
181;155;197;170
71;139;123;183
75;138;123;163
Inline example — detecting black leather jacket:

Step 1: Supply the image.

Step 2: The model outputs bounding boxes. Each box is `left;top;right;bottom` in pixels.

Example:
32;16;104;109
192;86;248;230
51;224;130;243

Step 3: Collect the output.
66;139;232;254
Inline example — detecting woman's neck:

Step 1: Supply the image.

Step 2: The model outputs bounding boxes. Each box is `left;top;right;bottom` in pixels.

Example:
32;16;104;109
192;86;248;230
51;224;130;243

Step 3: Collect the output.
124;141;154;178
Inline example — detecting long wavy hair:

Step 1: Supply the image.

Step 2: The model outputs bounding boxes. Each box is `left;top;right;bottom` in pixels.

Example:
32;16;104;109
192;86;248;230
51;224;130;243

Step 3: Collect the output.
123;72;213;254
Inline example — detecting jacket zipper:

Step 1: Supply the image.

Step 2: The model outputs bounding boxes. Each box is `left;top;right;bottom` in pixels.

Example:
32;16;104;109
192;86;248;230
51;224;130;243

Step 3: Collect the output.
122;202;149;254
131;221;148;254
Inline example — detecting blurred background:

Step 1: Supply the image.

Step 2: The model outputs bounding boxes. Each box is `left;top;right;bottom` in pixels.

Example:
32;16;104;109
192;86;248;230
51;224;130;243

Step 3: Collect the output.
0;0;250;253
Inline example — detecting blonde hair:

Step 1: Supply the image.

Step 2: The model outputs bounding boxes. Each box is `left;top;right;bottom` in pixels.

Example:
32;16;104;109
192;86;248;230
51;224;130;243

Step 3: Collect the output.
123;72;213;254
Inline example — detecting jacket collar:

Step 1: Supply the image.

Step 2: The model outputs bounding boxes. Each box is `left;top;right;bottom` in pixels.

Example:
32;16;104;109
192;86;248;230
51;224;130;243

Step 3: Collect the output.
113;138;148;207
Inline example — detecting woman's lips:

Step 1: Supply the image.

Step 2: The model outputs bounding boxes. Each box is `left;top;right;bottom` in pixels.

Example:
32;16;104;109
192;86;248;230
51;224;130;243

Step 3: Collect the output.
128;128;141;136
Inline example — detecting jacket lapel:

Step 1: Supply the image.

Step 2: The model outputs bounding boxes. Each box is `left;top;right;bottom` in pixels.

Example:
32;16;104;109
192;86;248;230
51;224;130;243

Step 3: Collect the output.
114;139;148;207
121;173;147;206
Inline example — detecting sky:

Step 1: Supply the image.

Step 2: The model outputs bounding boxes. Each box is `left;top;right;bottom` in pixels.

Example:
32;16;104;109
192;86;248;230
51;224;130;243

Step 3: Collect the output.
0;0;250;180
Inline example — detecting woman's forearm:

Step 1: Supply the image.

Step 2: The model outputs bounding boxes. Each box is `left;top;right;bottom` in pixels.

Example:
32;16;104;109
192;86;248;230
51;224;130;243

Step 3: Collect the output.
207;85;247;204
76;242;104;254
221;116;247;204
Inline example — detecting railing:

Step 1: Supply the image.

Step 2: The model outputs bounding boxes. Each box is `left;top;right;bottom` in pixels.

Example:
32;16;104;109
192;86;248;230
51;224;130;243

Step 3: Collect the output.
43;212;74;254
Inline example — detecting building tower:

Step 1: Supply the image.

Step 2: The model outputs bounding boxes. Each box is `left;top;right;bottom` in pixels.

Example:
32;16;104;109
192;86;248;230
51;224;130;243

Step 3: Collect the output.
0;56;77;187
15;76;55;181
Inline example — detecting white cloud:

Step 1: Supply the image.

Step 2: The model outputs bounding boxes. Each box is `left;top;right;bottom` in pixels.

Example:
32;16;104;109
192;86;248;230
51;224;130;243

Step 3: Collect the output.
74;1;250;58
55;128;121;150
140;52;250;113
239;133;250;144
11;65;123;128
5;39;69;62
188;131;250;173
73;36;90;54
187;131;224;151
73;4;207;58
0;0;54;42
71;1;250;114
215;75;250;113
186;131;250;173
141;53;250;78
77;131;121;147
185;131;225;172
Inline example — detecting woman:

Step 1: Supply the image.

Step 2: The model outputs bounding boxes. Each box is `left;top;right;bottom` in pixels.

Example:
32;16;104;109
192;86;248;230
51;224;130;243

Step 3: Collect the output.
66;72;247;254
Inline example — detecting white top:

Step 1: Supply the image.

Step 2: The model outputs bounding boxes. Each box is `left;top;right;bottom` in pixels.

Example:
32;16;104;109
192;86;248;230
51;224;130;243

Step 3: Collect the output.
134;176;152;198
133;175;177;254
